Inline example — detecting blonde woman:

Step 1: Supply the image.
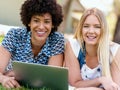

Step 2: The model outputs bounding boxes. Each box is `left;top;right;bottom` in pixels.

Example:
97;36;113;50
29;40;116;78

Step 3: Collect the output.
65;8;120;90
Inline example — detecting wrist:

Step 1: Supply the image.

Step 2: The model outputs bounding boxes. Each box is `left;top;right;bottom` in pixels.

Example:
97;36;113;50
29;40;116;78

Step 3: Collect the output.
99;87;105;90
97;77;103;86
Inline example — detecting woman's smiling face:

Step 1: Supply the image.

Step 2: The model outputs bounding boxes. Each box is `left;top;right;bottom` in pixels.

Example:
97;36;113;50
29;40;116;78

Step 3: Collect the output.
29;13;53;43
82;14;101;46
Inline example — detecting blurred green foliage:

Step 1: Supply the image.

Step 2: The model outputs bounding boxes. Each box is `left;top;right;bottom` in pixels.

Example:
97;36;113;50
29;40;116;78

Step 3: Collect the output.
0;35;4;43
0;85;52;90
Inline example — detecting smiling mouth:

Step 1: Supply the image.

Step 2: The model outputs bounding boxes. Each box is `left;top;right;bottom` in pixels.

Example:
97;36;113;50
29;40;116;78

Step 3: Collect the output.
87;36;96;40
36;31;46;37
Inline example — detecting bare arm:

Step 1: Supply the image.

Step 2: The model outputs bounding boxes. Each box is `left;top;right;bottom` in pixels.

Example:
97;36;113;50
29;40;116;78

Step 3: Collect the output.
0;46;20;88
0;46;11;74
64;41;101;88
111;47;120;86
48;53;64;66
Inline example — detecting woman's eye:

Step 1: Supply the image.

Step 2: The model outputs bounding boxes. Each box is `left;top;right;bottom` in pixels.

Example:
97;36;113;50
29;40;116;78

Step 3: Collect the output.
45;21;50;23
83;25;89;28
44;20;51;24
95;26;101;28
33;19;39;22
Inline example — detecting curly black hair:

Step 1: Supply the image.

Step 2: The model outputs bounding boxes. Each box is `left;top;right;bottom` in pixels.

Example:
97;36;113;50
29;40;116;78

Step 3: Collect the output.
20;0;63;32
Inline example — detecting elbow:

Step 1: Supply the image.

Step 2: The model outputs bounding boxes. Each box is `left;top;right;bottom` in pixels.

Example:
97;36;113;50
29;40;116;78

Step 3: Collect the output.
69;79;79;87
69;81;75;87
69;78;84;88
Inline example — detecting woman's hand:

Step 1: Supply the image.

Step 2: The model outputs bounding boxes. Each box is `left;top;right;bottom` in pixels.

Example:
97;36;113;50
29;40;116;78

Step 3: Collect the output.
0;74;20;89
99;76;119;90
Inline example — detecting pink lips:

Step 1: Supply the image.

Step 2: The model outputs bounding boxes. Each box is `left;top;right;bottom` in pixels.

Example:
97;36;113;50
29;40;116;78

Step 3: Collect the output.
37;31;46;37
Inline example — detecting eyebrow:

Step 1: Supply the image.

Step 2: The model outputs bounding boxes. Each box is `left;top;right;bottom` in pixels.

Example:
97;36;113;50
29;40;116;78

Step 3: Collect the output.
83;23;89;25
83;23;100;25
94;24;101;26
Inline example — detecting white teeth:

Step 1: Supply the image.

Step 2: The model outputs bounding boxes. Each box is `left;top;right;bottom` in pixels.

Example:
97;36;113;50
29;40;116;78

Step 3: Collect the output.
87;36;95;39
37;31;45;34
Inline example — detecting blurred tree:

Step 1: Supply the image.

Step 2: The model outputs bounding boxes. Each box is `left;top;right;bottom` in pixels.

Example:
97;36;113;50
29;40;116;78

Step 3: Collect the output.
57;0;73;33
57;0;84;33
62;0;74;33
113;0;120;44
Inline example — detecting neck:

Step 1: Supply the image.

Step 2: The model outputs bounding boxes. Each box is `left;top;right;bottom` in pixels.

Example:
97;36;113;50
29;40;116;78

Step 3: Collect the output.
85;44;98;57
31;39;46;57
85;44;99;68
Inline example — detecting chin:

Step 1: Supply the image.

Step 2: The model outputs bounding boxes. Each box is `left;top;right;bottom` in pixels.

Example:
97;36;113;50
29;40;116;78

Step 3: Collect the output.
86;41;97;45
39;38;46;41
35;36;45;41
88;43;97;46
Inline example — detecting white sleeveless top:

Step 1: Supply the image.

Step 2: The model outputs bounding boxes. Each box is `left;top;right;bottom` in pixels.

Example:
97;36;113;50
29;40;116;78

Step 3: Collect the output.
68;38;120;80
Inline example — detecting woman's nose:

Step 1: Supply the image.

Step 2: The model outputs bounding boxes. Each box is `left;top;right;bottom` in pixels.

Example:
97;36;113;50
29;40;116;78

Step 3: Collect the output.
38;23;44;29
88;26;94;33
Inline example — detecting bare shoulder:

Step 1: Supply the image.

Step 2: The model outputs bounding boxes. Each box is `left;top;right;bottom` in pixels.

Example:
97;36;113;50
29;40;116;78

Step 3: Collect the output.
0;45;11;57
0;45;7;52
65;38;74;51
110;41;120;67
110;42;120;85
65;39;71;48
110;41;120;57
65;40;73;56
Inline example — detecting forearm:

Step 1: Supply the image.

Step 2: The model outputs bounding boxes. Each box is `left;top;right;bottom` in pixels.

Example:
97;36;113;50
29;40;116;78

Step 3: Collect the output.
73;78;101;88
75;87;104;90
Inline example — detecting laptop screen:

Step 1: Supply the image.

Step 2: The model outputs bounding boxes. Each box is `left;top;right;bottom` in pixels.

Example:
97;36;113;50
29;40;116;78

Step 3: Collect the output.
12;61;68;90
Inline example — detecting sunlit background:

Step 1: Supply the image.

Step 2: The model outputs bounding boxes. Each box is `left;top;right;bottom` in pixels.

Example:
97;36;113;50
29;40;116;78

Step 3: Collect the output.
0;0;120;43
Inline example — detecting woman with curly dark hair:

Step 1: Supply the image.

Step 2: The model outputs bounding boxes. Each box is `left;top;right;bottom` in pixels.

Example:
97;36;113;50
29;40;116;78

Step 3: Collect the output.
0;0;64;89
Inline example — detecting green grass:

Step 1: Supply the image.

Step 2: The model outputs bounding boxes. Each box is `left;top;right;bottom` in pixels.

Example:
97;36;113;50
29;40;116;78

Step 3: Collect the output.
0;85;52;90
0;35;4;43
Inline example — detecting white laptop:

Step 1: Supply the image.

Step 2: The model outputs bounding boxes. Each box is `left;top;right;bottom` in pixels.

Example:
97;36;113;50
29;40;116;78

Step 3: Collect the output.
12;61;68;90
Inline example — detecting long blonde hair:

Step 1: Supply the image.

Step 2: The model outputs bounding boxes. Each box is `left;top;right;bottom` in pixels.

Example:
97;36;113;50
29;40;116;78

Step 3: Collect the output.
74;8;111;79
